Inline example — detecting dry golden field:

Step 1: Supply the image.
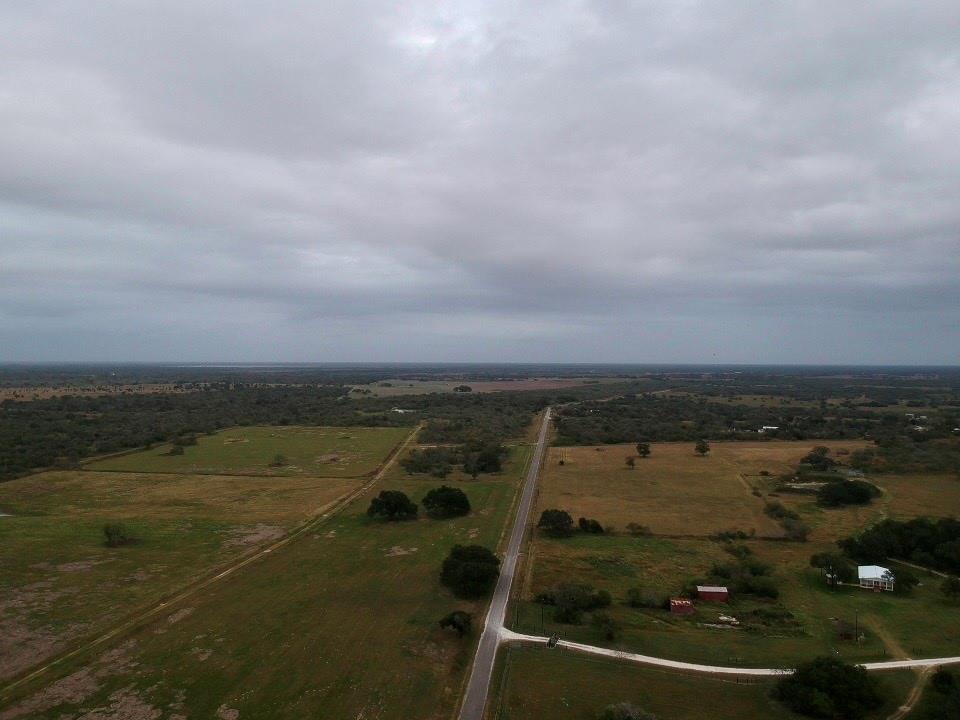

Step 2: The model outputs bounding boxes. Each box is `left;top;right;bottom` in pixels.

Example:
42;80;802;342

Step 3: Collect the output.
540;441;868;537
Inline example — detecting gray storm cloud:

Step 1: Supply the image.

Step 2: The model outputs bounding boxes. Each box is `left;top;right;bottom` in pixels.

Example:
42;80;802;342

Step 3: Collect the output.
1;1;958;363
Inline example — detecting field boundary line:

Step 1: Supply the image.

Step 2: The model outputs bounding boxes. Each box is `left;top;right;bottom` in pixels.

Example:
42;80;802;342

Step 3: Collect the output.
0;422;422;702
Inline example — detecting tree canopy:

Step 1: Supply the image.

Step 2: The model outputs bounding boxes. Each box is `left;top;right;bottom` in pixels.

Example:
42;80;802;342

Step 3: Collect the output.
538;509;575;537
422;485;471;519
774;657;885;719
366;490;418;521
440;545;500;598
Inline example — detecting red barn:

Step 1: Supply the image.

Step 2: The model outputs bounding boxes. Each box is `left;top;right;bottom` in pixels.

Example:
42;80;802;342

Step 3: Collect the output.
696;585;729;602
670;598;695;616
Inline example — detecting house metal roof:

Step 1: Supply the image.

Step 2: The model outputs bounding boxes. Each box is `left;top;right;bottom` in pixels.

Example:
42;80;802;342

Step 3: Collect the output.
696;585;729;593
858;565;892;580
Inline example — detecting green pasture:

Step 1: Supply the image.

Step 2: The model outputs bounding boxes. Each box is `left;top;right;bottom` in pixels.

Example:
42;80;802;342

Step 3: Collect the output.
1;445;534;719
85;425;411;477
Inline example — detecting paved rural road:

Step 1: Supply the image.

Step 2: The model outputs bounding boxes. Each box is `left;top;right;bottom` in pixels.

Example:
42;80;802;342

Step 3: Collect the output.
458;407;552;720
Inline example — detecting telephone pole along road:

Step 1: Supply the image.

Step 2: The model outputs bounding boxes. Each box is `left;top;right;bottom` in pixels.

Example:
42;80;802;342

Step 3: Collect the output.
458;407;552;720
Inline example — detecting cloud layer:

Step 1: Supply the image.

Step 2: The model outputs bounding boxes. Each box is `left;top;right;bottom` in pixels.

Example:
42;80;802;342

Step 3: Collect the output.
2;1;958;363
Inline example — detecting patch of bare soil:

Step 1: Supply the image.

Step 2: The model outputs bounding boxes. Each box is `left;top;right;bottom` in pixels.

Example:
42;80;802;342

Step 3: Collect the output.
0;641;139;720
78;686;162;720
166;607;194;625
216;705;239;719
189;647;212;661
57;559;112;573
384;546;419;557
222;524;285;548
0;580;75;680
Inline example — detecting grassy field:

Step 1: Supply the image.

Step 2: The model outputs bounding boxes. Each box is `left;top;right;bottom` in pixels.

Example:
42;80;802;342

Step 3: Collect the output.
488;646;917;720
86;425;411;477
514;441;960;670
0;425;411;684
0;443;534;719
539;442;869;537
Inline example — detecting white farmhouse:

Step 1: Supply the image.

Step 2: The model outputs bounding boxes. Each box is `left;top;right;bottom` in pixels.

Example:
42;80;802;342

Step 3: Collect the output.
858;565;895;592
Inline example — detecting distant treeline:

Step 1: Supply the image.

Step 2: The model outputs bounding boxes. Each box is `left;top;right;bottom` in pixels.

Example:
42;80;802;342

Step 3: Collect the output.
552;394;959;447
839;517;960;575
0;381;581;482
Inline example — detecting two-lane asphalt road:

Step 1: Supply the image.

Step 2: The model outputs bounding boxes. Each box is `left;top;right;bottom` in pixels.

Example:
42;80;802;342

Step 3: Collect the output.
458;407;552;720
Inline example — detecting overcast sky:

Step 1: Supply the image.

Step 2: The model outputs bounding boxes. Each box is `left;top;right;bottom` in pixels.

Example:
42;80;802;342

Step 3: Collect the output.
2;1;958;364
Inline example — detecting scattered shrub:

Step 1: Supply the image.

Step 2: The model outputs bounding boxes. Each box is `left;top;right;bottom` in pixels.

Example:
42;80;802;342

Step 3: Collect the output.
103;523;136;547
579;517;604;534
439;610;472;637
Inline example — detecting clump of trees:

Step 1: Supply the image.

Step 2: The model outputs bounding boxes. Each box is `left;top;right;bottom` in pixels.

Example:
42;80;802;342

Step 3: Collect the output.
764;501;810;541
635;442;651;458
773;657;885;719
538;509;575;537
535;583;612;624
422;486;471;518
400;439;507;479
441;545;500;598
942;576;960;602
916;668;960;719
439;610;472;637
367;490;418;521
597;704;658;720
838;517;960;575
810;552;856;587
103;523;136;547
578;517;604;534
625;587;666;609
694;549;778;599
817;480;880;507
800;446;838;472
695;439;710;456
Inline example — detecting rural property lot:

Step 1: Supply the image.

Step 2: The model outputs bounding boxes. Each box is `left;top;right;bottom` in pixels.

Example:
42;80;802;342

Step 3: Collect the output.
86;425;411;477
350;377;620;397
1;442;534;719
514;441;959;673
0;425;408;684
489;646;917;720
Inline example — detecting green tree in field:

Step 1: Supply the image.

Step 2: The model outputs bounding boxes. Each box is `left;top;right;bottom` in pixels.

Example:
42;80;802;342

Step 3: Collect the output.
591;611;620;640
440;545;500;598
366;490;418;521
941;576;960;602
422;485;471;519
774;657;885;719
270;453;288;467
439;610;472;637
537;509;575;537
695;439;710;456
635;442;651;458
103;522;135;547
625;456;635;469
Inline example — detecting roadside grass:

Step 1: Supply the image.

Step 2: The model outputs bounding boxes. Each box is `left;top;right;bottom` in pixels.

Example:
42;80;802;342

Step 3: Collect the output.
0;445;534;719
85;425;411;477
0;469;362;682
489;645;916;720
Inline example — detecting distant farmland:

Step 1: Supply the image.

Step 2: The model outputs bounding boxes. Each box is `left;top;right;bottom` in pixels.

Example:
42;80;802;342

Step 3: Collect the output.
86;425;411;477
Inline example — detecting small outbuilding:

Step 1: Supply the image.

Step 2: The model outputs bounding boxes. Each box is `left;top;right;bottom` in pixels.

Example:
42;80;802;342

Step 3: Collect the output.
696;585;729;602
858;565;895;592
670;598;695;616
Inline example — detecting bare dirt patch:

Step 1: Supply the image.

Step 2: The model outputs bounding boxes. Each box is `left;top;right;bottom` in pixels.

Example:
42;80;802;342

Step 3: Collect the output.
80;686;162;720
222;524;286;548
217;705;240;719
384;546;419;557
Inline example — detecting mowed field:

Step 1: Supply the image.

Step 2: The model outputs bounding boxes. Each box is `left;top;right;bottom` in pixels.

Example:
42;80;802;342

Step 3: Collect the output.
1;441;534;719
488;646;917;720
350;377;619;397
0;425;411;684
514;441;960;672
86;425;412;477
